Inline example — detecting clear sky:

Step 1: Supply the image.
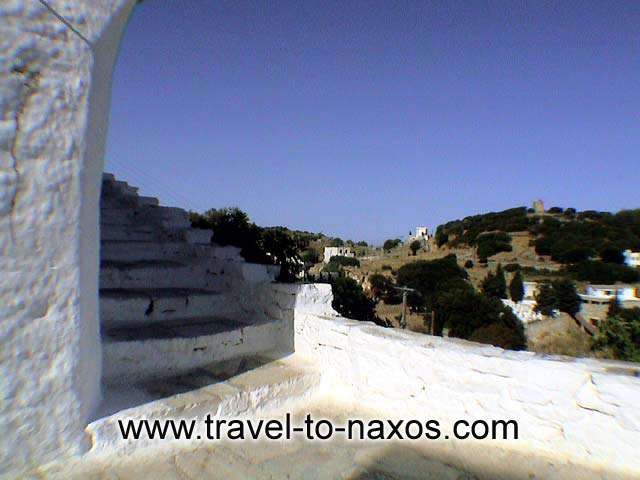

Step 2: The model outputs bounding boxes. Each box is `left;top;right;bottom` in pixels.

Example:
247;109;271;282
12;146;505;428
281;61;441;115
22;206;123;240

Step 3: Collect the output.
106;0;639;244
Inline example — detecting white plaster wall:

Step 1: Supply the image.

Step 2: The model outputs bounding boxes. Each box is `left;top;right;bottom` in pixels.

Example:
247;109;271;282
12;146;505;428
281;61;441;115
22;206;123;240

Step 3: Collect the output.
289;285;640;478
0;0;136;475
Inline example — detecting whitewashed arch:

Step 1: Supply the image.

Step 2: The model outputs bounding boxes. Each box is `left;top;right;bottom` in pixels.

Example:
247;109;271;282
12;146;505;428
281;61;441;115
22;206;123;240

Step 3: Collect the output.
1;1;137;474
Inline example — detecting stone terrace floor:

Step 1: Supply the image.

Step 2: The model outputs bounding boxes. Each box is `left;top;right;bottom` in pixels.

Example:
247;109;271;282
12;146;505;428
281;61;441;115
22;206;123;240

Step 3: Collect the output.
39;401;477;480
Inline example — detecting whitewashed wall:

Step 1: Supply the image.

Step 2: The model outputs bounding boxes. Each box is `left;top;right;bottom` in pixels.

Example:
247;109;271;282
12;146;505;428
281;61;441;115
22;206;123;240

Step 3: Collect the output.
0;1;136;475
287;284;640;479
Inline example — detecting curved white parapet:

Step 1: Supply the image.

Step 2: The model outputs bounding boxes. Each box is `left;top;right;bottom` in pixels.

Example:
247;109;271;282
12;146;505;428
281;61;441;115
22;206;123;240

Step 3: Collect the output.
292;309;640;478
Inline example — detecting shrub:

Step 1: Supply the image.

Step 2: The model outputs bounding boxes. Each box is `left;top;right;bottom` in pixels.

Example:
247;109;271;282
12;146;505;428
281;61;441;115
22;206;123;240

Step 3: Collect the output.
476;232;512;259
464;260;474;269
592;308;640;362
409;240;422;256
566;261;640;284
599;245;624;264
551;279;581;316
395;255;468;310
331;277;377;323
301;249;319;265
535;283;557;316
504;263;520;272
329;238;345;247
481;264;507;299
509;270;525;302
326;255;360;267
381;264;392;271
383;238;402;252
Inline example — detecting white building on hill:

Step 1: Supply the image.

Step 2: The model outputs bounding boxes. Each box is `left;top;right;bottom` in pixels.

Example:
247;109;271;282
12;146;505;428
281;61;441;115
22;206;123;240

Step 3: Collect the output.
323;246;355;263
624;249;640;268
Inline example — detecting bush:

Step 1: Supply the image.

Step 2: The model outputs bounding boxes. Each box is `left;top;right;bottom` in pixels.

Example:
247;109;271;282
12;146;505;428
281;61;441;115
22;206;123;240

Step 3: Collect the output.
437;288;526;350
535;283;557;316
395;255;468;310
548;207;564;214
551;279;581;316
301;249;319;265
565;261;640;284
476;232;513;259
383;238;402;252
331;277;377;323
504;263;520;272
409;240;422;256
469;309;527;350
509;270;525;302
481;264;507;299
599;245;624;264
381;264;392;271
368;273;401;304
592;308;640;362
464;260;474;269
329;238;344;247
326;255;360;268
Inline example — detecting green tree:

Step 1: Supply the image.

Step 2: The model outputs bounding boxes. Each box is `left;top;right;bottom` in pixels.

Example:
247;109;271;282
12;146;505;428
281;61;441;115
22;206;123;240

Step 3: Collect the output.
592;308;640;362
534;283;558;316
469;308;527;350
329;238;344;247
409;240;422;256
260;227;302;282
551;279;581;316
395;255;468;310
383;238;402;252
331;276;377;323
509;270;525;303
481;264;507;299
301;249;319;265
326;255;360;268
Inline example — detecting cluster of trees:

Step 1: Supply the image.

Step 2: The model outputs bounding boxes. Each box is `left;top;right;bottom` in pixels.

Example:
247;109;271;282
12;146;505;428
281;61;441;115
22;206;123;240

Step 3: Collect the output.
323;255;360;272
393;255;527;350
437;206;640;284
593;307;640;362
476;232;513;263
190;208;304;281
564;260;639;284
532;211;640;265
533;279;581;316
328;238;368;247
435;207;531;247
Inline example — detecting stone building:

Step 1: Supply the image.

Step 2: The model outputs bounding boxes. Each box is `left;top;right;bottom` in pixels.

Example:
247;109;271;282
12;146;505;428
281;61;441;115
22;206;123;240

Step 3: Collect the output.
532;199;545;214
624;249;640;268
323;246;355;263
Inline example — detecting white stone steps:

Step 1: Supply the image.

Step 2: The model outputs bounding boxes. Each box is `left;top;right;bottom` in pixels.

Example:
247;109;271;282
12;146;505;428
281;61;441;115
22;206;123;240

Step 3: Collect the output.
99;288;242;327
100;259;231;290
100;224;159;242
136;195;159;207
101;317;287;384
90;357;321;451
100;239;237;263
100;205;190;230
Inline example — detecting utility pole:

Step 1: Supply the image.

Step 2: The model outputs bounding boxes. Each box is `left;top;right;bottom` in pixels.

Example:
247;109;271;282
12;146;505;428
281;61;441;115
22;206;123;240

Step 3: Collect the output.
393;286;417;329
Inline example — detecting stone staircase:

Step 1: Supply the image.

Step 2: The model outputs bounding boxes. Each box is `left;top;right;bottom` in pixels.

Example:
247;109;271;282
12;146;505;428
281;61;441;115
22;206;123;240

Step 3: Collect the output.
99;173;286;386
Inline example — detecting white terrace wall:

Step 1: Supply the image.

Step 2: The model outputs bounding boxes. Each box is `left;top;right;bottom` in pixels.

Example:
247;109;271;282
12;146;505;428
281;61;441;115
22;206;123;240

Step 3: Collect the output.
287;284;640;479
0;0;136;475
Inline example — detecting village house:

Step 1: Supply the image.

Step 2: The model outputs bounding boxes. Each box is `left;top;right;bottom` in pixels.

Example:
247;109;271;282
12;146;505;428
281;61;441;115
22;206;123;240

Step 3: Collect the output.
323;246;355;263
624;249;640;268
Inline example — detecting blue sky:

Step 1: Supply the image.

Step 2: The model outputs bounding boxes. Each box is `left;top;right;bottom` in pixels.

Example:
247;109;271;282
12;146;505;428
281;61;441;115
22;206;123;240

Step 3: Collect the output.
106;0;639;244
